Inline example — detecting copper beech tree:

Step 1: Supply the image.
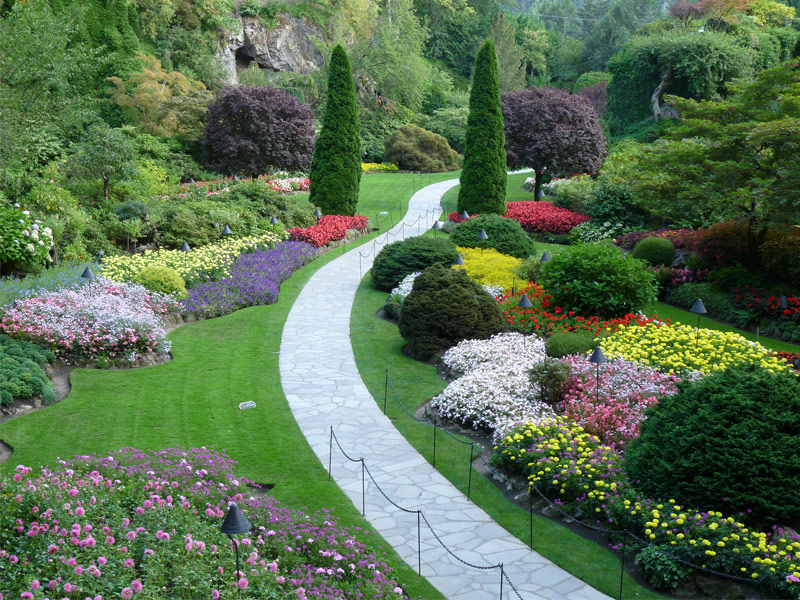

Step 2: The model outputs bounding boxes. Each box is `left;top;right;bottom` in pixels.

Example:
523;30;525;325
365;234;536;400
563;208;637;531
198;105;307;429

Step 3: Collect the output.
501;87;607;197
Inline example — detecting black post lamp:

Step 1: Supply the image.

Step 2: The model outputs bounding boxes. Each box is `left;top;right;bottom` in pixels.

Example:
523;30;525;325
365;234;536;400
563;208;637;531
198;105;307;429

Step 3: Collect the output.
690;298;707;348
588;346;608;402
314;208;322;222
221;224;232;236
81;266;95;282
432;220;441;237
537;188;545;199
460;210;469;220
453;254;465;268
270;216;279;226
478;229;488;255
780;295;788;310
97;250;104;263
221;502;251;598
539;251;551;263
180;241;190;270
518;293;533;348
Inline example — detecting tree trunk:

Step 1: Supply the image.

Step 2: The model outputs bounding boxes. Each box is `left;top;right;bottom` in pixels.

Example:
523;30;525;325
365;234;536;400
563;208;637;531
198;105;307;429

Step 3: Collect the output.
651;65;673;120
534;171;543;198
103;175;109;203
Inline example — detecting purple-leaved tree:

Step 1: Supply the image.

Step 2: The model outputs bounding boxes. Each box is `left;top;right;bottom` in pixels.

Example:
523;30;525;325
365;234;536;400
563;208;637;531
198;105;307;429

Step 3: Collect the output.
502;87;607;197
202;86;315;176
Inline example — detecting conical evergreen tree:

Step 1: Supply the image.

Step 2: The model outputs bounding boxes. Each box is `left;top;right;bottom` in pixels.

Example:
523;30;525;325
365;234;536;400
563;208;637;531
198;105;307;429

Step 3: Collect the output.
309;44;361;216
457;39;507;216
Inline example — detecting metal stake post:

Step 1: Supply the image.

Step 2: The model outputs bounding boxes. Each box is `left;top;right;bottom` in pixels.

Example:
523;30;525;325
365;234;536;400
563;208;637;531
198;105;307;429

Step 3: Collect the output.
619;533;626;600
499;564;504;599
433;422;437;468
529;492;533;549
328;428;333;478
361;459;366;516
383;369;389;414
467;444;474;500
417;511;422;575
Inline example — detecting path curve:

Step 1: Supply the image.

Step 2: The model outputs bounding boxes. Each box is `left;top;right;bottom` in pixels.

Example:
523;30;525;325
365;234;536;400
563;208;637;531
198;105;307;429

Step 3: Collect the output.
280;179;610;600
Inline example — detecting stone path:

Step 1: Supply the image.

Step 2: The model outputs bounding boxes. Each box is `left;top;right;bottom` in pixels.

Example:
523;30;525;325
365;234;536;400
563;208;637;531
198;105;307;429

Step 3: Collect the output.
280;179;611;600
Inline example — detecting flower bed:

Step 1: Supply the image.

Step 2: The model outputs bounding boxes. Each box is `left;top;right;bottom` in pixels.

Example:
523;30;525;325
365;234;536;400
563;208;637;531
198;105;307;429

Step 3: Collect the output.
101;232;285;286
176;174;310;196
491;419;800;598
0;447;408;599
614;228;698;250
504;201;588;234
361;162;399;173
447;211;477;223
560;356;682;447
183;242;317;318
454;246;520;292
287;215;369;248
0;280;179;361
431;333;551;433
601;322;791;375
500;284;663;338
733;285;800;321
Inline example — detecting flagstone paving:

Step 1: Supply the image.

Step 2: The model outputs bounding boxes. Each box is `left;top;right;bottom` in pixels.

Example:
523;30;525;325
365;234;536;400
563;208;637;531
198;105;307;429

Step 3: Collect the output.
279;179;611;600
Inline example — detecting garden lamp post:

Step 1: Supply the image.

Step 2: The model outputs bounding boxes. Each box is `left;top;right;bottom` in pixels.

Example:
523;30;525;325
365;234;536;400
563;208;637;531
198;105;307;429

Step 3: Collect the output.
780;295;788;310
270;216;279;226
539;251;551;263
453;254;465;268
432;220;441;237
690;298;707;348
81;266;95;282
588;346;607;402
188;177;195;184
233;174;239;181
518;292;533;347
460;210;469;220
221;224;232;236
97;250;104;263
537;188;545;199
220;502;252;600
314;208;322;222
180;241;190;270
478;229;488;255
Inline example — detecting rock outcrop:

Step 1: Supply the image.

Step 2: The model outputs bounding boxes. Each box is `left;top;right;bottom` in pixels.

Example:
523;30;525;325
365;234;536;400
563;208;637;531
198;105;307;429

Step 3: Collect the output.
216;14;326;85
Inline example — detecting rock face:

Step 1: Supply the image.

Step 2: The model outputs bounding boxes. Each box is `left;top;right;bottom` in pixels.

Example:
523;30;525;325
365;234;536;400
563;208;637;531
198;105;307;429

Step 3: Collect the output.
216;14;326;85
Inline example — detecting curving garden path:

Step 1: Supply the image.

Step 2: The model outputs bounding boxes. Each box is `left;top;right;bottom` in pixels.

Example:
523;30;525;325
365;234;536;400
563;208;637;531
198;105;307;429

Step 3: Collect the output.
279;179;611;600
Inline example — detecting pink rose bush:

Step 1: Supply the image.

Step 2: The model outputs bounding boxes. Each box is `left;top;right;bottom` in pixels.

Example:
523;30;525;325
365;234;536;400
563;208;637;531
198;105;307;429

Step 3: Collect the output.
0;447;409;599
559;356;682;447
0;280;180;361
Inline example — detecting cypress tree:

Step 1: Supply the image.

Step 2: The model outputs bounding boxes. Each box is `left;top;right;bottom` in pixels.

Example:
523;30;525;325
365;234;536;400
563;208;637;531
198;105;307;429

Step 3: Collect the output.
457;39;507;216
309;44;361;216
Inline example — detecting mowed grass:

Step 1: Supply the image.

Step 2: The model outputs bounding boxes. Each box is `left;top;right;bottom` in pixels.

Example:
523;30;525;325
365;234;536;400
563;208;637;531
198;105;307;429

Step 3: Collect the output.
350;278;664;600
0;171;463;599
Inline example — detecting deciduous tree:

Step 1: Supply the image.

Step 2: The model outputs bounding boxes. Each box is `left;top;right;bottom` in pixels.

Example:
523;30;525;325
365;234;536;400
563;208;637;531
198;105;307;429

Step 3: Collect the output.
502;87;607;197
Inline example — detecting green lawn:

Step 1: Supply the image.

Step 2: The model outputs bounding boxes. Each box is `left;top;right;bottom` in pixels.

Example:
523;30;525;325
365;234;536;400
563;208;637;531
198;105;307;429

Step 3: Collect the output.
350;279;664;600
0;172;464;599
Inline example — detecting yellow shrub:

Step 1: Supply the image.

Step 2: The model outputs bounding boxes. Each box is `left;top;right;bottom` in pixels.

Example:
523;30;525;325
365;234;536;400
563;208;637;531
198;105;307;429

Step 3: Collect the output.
454;246;521;292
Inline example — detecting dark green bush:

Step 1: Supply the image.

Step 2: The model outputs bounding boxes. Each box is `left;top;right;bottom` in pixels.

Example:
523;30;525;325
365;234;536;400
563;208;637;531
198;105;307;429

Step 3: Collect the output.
383;124;459;173
227;182;316;229
529;358;573;408
371;237;458;292
632;236;675;267
113;200;148;221
158;207;215;249
450;214;535;259
707;263;769;292
544;332;598;358
667;283;755;329
760;229;800;288
538;243;657;319
584;183;645;227
398;264;506;360
635;546;692;591
694;221;752;267
0;335;55;406
625;363;800;527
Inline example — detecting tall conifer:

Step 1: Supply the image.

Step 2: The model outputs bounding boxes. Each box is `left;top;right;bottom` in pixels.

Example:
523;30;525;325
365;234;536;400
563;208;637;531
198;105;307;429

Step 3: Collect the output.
457;39;507;216
309;44;361;216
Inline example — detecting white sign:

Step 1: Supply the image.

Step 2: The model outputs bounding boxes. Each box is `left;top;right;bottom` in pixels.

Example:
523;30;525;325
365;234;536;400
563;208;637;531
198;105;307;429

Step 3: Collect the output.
239;401;256;410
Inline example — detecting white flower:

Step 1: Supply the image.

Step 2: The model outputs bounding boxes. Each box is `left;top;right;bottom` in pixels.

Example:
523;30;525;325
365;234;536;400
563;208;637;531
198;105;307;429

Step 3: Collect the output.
13;203;20;207
32;224;39;230
22;230;29;236
38;241;44;246
22;210;30;216
26;243;35;253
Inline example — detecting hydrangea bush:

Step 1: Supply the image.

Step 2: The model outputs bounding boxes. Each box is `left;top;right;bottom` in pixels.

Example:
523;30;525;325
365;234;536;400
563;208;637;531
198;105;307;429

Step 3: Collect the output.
0;447;410;599
101;232;285;286
0;205;54;273
183;242;317;318
0;280;179;361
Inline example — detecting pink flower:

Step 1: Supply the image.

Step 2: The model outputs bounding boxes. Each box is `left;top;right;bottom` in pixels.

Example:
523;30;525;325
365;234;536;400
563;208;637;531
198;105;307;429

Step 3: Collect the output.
30;580;40;591
124;559;134;569
211;591;220;600
237;577;248;589
121;588;133;599
131;580;143;593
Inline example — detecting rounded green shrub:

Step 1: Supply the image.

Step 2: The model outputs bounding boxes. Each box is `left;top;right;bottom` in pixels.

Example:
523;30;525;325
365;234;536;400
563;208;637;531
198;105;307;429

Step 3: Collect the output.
398;264;506;360
760;229;800;288
0;335;55;407
383;124;459;173
632;236;675;267
538;243;657;319
371;237;458;292
625;363;800;526
450;214;535;259
545;332;598;358
133;265;187;296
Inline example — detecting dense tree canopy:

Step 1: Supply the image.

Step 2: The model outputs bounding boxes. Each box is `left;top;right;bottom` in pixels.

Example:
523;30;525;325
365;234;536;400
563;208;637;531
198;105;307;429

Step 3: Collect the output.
202;85;315;176
502;87;607;196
